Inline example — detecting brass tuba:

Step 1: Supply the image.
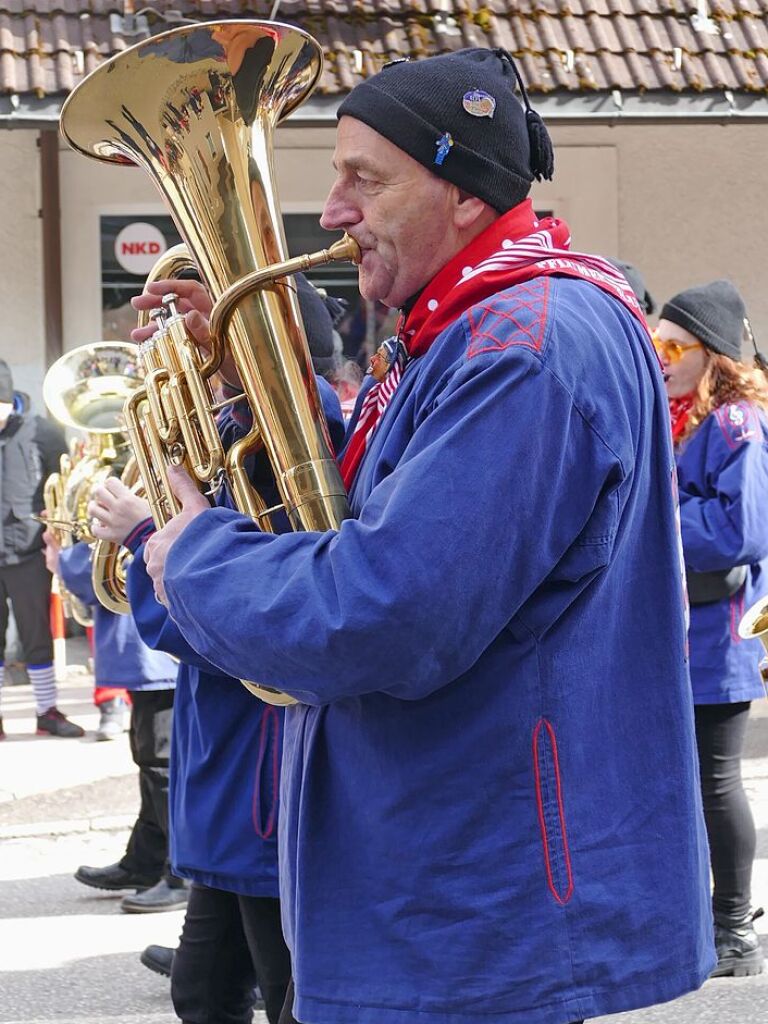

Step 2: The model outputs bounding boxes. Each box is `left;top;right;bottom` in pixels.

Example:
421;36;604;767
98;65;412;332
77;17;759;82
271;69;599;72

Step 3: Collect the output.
738;599;768;680
59;21;359;705
42;342;143;626
41;447;92;627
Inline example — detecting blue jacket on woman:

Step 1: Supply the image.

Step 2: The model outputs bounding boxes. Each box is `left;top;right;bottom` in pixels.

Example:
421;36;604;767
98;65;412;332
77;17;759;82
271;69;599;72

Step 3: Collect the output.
677;400;768;704
126;377;345;897
57;541;175;690
159;277;714;1024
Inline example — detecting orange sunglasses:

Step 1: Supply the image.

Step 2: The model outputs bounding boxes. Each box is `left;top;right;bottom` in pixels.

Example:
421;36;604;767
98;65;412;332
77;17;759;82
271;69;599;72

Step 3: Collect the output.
651;331;703;364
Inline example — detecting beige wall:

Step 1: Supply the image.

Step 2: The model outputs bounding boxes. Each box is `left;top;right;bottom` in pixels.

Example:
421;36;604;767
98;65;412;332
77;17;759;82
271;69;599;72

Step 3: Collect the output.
50;119;768;380
547;121;768;341
59;148;162;354
0;132;44;408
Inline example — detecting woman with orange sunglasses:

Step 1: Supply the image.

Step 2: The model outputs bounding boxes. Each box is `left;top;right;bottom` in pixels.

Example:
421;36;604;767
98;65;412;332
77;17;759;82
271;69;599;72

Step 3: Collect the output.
658;280;768;978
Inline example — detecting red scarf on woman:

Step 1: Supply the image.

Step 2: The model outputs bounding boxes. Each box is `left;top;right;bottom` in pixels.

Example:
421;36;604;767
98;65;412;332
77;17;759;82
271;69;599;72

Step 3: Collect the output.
669;394;695;443
339;199;646;489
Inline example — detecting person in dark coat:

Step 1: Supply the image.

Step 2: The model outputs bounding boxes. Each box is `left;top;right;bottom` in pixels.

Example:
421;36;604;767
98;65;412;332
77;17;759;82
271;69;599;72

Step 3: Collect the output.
0;360;83;738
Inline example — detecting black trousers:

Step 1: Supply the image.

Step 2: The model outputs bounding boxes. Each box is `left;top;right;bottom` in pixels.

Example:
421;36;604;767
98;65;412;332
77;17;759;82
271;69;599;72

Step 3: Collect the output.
119;688;181;885
694;701;756;925
172;883;291;1024
0;553;54;665
277;980;584;1024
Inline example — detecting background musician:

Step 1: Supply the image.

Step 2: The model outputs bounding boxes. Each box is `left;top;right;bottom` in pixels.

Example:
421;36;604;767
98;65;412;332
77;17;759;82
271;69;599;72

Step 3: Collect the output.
656;280;768;978
89;279;346;1024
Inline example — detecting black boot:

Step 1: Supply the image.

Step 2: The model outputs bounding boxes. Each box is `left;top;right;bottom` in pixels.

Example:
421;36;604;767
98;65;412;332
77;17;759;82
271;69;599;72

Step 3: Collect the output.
75;861;160;892
121;878;189;914
711;908;765;978
140;944;175;978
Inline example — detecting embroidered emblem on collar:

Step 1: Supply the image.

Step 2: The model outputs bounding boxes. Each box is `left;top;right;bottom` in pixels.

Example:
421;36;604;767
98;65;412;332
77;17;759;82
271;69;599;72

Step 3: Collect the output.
434;131;454;166
462;89;496;118
727;404;745;426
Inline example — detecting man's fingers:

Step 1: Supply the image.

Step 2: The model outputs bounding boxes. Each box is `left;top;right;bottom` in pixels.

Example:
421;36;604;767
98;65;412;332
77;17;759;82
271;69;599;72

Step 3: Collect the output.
166;464;206;509
87;502;107;523
131;323;158;343
131;279;212;313
130;280;182;309
185;310;212;347
90;519;109;539
104;476;131;498
90;482;115;505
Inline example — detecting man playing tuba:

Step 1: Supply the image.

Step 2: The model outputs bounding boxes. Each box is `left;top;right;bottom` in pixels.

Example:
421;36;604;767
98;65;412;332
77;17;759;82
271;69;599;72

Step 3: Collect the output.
98;47;715;1024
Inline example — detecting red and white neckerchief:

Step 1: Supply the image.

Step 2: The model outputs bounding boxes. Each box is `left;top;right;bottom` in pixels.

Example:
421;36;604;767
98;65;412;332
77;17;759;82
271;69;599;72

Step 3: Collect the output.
339;199;647;490
669;393;695;444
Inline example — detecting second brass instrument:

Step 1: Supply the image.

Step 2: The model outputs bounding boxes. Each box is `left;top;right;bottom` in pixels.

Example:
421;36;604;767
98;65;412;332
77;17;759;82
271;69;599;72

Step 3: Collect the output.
42;342;142;626
59;20;360;705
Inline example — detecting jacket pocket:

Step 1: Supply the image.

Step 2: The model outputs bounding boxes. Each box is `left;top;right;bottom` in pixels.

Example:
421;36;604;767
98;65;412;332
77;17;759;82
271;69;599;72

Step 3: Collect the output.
252;706;280;839
532;717;574;906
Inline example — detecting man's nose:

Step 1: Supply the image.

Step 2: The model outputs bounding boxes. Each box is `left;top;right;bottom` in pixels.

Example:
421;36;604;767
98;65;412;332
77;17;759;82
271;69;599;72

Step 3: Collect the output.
321;182;357;232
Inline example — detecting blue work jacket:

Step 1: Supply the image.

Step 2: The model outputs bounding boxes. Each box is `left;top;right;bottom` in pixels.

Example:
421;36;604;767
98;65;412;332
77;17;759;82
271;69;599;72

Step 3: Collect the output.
161;277;713;1024
677;401;768;704
127;377;344;897
57;541;175;690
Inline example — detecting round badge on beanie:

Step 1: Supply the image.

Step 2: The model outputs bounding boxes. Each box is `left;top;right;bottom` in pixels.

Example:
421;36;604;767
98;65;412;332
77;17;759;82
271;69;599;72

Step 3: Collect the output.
660;280;746;361
337;48;554;213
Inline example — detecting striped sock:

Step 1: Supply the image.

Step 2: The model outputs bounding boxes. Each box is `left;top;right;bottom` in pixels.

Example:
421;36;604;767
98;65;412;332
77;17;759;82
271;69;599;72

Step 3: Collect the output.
28;663;57;717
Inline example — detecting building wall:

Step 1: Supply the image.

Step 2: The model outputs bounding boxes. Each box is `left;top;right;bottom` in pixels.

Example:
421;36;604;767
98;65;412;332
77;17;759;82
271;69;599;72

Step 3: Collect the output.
40;118;768;397
0;131;44;408
547;121;768;339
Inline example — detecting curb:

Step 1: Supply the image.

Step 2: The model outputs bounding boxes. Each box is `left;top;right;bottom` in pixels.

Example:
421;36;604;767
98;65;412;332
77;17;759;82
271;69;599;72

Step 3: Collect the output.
0;813;134;840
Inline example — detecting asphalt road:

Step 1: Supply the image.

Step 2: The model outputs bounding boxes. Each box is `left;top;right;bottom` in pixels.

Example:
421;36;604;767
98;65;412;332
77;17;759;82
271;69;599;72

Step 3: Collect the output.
1;673;767;1023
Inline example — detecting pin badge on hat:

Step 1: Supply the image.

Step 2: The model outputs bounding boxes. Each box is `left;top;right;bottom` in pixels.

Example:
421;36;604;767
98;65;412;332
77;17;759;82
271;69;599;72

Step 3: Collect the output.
462;89;496;118
434;131;454;166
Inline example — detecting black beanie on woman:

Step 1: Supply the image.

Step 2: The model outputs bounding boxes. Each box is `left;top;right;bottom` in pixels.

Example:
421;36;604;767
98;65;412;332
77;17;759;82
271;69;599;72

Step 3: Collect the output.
660;280;746;361
337;48;554;213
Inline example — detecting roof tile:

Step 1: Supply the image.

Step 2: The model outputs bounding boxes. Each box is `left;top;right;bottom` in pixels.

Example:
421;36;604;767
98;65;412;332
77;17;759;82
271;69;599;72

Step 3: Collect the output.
0;0;763;99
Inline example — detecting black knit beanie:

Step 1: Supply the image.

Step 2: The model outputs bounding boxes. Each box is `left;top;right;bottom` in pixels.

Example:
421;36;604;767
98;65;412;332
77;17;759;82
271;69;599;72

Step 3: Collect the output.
295;274;346;378
337;48;554;213
660;280;746;361
179;263;342;376
0;359;13;403
607;259;655;316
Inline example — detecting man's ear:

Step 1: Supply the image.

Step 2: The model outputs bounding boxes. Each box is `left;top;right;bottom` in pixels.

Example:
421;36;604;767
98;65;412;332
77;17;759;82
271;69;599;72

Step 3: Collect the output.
453;189;495;233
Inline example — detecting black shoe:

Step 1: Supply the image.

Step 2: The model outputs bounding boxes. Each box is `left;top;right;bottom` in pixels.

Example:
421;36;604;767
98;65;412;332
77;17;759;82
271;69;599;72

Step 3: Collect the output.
75;862;159;892
36;707;85;738
96;697;126;741
140;944;175;978
711;908;766;978
121;878;189;914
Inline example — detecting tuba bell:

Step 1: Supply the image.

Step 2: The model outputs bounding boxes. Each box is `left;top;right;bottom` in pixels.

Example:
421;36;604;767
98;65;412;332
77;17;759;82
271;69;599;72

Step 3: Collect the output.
59;20;360;705
42;342;143;626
